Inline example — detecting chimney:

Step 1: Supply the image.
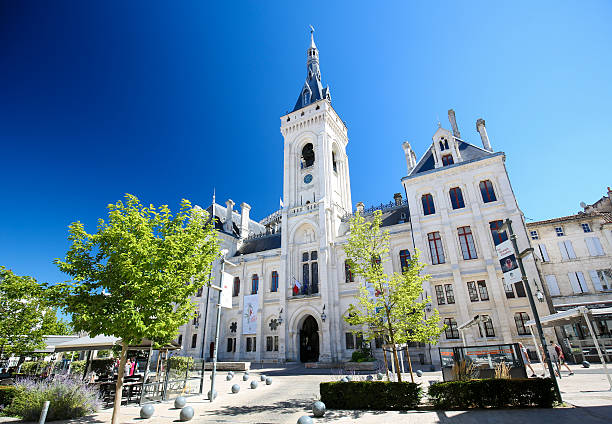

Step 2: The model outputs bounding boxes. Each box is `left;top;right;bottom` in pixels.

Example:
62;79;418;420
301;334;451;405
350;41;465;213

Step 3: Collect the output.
448;109;461;138
476;118;492;152
393;193;403;206
240;202;251;238
356;202;365;215
402;141;417;174
224;199;234;233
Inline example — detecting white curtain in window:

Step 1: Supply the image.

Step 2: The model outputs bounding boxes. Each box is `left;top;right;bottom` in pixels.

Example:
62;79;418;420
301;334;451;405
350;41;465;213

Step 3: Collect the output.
589;270;604;292
545;274;561;296
585;237;604;256
538;244;550;262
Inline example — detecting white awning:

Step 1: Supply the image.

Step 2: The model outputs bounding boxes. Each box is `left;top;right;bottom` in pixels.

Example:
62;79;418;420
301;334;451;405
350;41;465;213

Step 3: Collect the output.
525;306;612;328
53;335;181;352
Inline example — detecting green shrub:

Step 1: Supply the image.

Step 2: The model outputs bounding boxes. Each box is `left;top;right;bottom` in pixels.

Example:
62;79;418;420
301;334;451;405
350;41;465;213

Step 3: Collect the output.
427;378;556;409
350;349;374;363
20;361;46;375
169;356;193;374
320;381;422;410
4;376;100;421
0;386;20;410
69;360;85;376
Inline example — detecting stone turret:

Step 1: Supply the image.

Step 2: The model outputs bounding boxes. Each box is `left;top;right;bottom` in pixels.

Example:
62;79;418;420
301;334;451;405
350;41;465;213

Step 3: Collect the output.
402;141;417;174
240;203;251;239
448;109;461;138
224;199;234;233
476;118;492;152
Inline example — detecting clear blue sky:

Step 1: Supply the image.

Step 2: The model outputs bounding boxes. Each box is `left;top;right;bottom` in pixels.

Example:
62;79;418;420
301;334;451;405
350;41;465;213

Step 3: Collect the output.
1;1;610;286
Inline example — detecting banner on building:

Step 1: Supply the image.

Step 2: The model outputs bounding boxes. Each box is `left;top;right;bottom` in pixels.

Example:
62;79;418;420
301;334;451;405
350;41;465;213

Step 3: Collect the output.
495;239;522;285
242;294;258;334
220;272;233;309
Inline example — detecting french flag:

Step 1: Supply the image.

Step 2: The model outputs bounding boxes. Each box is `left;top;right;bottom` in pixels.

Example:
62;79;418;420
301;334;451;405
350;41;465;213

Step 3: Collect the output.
292;278;302;295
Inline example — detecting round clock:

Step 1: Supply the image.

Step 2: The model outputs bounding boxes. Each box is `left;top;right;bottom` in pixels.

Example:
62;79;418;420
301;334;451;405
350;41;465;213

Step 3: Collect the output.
304;174;313;184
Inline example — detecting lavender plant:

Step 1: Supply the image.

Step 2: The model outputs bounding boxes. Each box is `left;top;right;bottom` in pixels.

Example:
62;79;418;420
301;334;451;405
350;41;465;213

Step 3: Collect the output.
4;375;100;421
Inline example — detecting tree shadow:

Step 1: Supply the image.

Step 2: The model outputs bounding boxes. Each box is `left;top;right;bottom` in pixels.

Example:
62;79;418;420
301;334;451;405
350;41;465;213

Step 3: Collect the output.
205;398;315;417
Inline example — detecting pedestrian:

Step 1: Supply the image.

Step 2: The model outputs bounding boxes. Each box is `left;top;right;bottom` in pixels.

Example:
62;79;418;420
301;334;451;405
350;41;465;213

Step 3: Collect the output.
124;358;132;377
553;341;574;375
518;342;537;377
545;341;560;377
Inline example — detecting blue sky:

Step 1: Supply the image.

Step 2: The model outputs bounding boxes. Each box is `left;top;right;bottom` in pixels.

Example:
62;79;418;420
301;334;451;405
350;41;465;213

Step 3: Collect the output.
1;1;610;286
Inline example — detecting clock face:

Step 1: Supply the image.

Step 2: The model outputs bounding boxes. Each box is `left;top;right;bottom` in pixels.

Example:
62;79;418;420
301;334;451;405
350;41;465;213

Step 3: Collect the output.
304;174;313;184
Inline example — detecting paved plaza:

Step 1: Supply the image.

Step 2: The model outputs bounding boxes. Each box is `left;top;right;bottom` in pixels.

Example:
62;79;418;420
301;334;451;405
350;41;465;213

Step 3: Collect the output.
1;363;611;423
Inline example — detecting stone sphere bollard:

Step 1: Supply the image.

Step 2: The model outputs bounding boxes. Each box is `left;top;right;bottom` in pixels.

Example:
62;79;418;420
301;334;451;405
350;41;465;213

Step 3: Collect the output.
179;406;194;422
231;384;240;393
260;374;267;381
312;401;326;417
174;396;187;409
207;389;217;400
250;380;259;389
265;377;273;385
140;404;154;419
297;416;313;424
226;374;233;381
345;376;352;382
416;370;423;377
340;377;348;383
582;361;591;368
243;373;250;381
366;375;373;381
376;372;384;380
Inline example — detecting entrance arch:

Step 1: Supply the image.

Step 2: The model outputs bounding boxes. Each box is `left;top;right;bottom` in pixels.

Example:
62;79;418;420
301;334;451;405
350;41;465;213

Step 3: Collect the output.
299;315;319;362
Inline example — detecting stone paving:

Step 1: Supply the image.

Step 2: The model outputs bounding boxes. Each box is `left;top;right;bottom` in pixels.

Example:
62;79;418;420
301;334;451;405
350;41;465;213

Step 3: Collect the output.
1;363;611;423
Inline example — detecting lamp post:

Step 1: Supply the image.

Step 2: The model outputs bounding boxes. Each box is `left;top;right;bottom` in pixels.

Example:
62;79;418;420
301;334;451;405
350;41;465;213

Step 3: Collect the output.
501;218;561;402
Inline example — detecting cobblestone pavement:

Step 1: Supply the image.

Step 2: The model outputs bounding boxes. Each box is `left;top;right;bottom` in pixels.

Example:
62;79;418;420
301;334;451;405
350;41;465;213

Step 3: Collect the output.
1;363;611;423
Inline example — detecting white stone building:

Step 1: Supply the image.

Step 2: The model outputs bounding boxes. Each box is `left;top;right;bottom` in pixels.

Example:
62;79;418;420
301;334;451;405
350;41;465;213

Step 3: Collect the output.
526;189;612;345
177;34;552;366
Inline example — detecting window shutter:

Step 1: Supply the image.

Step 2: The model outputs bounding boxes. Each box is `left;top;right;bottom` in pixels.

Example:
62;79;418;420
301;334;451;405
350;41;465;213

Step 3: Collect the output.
592;237;604;256
538;244;550;262
586;237;597;256
545;275;561;296
576;271;588;292
568;272;582;293
564;241;577;259
558;242;569;260
589;270;604;292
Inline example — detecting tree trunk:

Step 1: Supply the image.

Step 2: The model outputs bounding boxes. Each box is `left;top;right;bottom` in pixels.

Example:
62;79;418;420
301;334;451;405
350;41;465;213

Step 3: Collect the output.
405;345;415;383
111;342;128;424
384;305;402;383
382;345;390;380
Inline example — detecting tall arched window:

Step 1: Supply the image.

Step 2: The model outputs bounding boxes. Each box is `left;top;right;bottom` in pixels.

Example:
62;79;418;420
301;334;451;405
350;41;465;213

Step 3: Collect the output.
302;143;315;168
449;187;465;209
399;249;411;271
191;334;197;349
332;152;338;173
233;277;240;297
479;180;497;203
271;271;278;292
422;194;435;215
344;260;354;283
251;274;259;294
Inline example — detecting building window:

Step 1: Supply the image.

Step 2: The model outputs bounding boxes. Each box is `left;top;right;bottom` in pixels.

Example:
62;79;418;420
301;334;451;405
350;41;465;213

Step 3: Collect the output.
467;281;479;302
191;334;197;349
477;280;489;301
300;251;319;295
582;223;592;233
177;335;183;347
545;275;561;296
233;277;240;297
399;249;411;271
479;180;497;203
274;335;279;351
458;226;477;260
444;318;459;339
439;138;450;150
435;285;446;305
449;187;465;209
375;336;384;349
530;230;539;240
559;240;577;260
568;271;588;294
345;332;355;349
504;281;515;298
422;194;435;215
586;237;605;256
444;284;455;304
266;336;274;352
514;281;527;297
442;154;454;166
590;269;612;291
345;261;354;283
196;286;203;297
301;143;315;168
490;220;508;246
251;274;259;294
514;312;530;336
246;336;256;352
271;271;278;292
555;226;564;237
479;316;495;337
428;232;445;264
227;338;236;352
538;244;550;262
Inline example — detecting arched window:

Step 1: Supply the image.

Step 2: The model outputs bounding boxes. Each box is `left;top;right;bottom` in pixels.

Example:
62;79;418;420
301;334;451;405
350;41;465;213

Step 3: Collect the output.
332;152;337;173
233;277;240;297
442;154;454;166
439;141;445;151
302;143;315;168
191;334;197;349
422;194;435;215
428;231;445;265
514;312;530;335
177;334;183;347
251;274;259;294
449;187;465;209
489;220;508;246
479;180;497;203
444;140;449;150
271;271;278;292
344;260;354;283
399;249;411;271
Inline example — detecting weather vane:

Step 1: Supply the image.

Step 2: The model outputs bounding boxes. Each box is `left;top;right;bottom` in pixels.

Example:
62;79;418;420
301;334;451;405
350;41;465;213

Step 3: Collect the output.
310;25;315;34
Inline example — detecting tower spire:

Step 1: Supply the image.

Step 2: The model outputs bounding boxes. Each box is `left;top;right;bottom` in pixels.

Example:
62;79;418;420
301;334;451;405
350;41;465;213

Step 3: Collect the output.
291;27;330;112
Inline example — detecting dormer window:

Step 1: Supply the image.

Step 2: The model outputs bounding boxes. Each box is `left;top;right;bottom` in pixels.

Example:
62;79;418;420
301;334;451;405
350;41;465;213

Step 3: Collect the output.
442;154;454;166
439;138;450;151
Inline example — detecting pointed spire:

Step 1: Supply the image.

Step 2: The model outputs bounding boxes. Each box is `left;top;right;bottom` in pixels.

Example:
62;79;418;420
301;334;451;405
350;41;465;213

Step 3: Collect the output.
292;26;327;112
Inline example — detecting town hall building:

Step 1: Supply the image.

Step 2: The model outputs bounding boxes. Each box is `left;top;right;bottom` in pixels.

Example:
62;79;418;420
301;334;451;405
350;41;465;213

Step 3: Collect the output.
177;33;552;366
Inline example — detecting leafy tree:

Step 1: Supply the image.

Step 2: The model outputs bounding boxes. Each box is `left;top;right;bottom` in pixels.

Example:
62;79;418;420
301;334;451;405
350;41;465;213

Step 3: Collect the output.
41;309;73;336
344;210;444;383
53;194;219;424
0;267;47;357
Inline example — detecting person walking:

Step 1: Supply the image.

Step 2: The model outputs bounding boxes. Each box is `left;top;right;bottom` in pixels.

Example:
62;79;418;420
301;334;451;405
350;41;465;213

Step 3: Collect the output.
518;342;538;377
553;341;574;375
541;342;560;377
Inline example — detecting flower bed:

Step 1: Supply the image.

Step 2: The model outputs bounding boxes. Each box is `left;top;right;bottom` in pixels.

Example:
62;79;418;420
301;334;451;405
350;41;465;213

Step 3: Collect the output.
320;381;422;410
427;378;556;409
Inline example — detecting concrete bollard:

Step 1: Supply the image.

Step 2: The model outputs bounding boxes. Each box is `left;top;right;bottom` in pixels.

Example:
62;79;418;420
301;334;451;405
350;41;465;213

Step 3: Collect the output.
38;401;50;424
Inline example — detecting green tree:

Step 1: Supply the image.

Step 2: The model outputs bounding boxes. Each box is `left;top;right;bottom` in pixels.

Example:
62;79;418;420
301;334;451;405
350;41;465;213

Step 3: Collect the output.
41;309;73;335
53;194;219;424
344;210;444;383
0;267;47;357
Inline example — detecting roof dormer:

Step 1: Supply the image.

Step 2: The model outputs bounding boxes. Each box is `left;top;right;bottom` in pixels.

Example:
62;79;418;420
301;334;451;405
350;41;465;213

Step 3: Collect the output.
432;127;461;168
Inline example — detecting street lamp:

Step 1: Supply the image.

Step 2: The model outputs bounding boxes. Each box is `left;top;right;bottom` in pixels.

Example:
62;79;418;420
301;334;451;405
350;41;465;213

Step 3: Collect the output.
321;305;327;322
500;219;561;402
277;308;283;326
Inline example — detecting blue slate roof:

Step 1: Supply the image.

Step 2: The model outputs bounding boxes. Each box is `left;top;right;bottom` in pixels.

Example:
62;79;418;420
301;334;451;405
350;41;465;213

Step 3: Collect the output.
410;139;494;176
236;233;281;256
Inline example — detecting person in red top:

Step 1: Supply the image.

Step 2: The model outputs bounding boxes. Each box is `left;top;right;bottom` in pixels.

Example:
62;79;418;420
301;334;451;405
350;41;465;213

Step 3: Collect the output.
551;340;574;375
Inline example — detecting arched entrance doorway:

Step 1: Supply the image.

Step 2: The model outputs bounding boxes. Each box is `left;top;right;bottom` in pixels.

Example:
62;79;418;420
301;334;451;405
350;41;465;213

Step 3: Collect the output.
300;315;319;362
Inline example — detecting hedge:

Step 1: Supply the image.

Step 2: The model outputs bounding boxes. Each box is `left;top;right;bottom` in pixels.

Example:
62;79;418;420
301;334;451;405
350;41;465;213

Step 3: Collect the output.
320;381;422;410
427;378;556;409
0;386;20;409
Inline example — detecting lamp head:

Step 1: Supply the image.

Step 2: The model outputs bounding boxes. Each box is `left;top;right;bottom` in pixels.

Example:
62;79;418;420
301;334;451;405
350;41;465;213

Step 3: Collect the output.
220;249;229;257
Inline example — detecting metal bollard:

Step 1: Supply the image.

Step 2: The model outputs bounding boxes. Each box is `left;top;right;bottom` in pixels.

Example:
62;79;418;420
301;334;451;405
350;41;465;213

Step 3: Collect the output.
38;401;50;424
